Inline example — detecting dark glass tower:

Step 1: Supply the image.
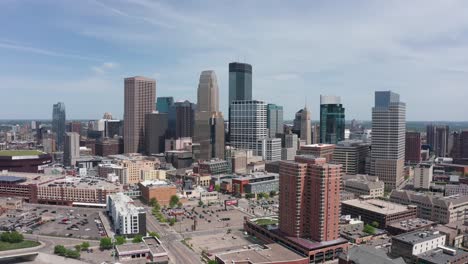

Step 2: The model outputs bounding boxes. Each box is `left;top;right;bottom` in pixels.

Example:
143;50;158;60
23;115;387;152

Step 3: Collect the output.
52;102;66;150
320;95;345;144
228;62;252;105
156;97;174;113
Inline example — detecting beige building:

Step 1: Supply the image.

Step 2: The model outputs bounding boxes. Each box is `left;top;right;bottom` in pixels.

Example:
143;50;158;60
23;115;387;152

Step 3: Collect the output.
141;169;166;181
120;159;156;185
124;76;156;154
343;175;384;198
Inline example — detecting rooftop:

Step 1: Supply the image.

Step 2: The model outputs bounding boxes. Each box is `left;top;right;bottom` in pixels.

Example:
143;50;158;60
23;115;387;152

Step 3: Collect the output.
387;218;434;231
139;180;172;187
109;193;145;215
216;244;307;264
342;199;415;215
392;230;444;245
0;150;44;156
340;245;405;264
301;144;335;148
418;246;468;263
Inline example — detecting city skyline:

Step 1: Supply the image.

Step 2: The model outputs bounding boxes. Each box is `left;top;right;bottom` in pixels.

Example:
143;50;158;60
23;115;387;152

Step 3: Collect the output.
2;1;468;121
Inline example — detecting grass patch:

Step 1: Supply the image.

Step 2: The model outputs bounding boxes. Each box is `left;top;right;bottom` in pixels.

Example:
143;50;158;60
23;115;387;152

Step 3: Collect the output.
0;150;43;156
0;240;41;251
254;218;278;226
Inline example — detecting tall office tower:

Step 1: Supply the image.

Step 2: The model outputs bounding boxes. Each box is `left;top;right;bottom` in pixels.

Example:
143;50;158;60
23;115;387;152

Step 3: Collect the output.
320;95;345;144
228;62;252;137
300;106;312;144
168;100;195;139
370;91;406;190
405;132;422;164
52;102;66;150
292;109;303;137
64;132;80;167
123;76;156;154
332;140;370;175
145;112;168;155
426;124;450;157
281;133;298;160
256;138;282;161
194;71;225;160
312;124;321;144
104;120;123;138
229;100;267;152
451;131;468;160
209;112;226;159
67;121;82;135
279;156;341;241
228;62;252;105
267;104;283;138
156;97;174;113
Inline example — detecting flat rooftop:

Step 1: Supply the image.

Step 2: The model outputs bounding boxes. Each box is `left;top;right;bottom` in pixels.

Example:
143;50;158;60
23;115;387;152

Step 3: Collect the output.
142;237;167;254
387;218;434;231
418;246;468;263
301;144;335;148
342;199;414;215
393;230;444;245
0;150;44;156
216;244;307;264
139;180;172;187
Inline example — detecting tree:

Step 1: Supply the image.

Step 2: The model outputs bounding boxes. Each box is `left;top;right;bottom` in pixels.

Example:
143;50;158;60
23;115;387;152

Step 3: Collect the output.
363;224;376;235
177;202;183;208
149;197;157;206
169;218;176;226
100;237;113;250
371;221;379;228
269;190;277;197
148;231;160;239
1;231;24;243
132;235;143;243
54;245;67;255
214;184;221;192
81;241;90;251
169;195;180;208
198;200;204;207
74;245;82;252
208;260;217;264
115;236;126;245
245;193;255;199
65;249;80;259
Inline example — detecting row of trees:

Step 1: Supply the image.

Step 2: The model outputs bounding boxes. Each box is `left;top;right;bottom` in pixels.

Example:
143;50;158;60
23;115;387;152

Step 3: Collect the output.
53;242;90;259
149;197;179;225
0;231;24;243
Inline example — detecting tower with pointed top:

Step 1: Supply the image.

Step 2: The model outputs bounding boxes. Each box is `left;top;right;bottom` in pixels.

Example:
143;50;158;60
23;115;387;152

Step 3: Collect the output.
300;106;312;144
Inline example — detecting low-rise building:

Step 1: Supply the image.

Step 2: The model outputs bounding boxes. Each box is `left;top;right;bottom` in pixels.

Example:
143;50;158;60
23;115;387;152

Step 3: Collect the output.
215;243;309;264
341;198;417;228
343;174;384;198
141;169;166;181
386;218;435;235
417;246;468;264
297;144;335;162
138;180;177;206
390;190;468;224
107;193;146;236
198;159;231;175
116;236;169;263
445;184;468;196
391;230;445;263
338;245;406;264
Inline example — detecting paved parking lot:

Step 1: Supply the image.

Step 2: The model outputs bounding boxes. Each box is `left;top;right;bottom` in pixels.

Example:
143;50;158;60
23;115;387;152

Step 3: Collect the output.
25;205;106;240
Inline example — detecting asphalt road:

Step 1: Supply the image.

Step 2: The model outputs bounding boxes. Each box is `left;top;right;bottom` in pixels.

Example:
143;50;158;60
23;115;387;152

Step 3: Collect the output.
142;206;202;264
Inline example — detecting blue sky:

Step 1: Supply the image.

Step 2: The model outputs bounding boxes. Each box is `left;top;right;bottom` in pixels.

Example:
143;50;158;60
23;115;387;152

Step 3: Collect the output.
1;0;468;121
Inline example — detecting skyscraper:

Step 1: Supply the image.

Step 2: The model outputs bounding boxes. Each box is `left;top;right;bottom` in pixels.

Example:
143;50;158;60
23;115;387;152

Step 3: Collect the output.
320;95;345;144
52;102;66;150
228;62;252;105
145;112;168;155
156;97;174;113
123;76;156;153
64;132;80;167
300;106;312;145
405;132;422;164
267;104;283;138
279;156;341;241
229;100;267;152
426;124;450;157
193;71;225;160
370;91;406;190
168;100;195;139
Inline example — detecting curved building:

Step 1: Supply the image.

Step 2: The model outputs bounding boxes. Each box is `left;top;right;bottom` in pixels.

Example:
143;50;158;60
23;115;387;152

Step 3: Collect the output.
0;150;52;173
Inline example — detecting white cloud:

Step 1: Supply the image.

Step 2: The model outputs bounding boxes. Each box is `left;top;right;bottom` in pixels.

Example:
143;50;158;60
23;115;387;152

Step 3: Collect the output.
91;62;119;74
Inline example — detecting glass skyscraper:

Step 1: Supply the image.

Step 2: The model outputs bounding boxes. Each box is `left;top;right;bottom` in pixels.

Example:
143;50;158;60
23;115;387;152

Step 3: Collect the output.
267;104;283;138
320;95;345;144
228;62;252;105
52;102;66;150
156;97;174;113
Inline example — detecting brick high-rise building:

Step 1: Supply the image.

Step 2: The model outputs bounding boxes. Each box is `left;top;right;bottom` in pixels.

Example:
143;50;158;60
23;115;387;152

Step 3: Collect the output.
452;131;468;162
123;76;156;154
405;132;422;164
279;156;341;242
426;124;449;157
